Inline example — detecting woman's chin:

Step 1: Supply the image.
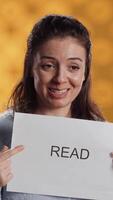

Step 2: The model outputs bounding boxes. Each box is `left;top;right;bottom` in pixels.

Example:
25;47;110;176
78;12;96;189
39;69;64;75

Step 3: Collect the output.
48;99;70;109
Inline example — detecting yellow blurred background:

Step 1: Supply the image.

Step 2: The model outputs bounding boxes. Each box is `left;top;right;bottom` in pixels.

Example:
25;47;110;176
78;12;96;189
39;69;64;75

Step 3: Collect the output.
0;0;113;121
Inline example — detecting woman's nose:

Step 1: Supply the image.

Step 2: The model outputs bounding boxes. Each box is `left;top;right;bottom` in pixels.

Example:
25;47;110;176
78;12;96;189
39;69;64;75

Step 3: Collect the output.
53;67;67;83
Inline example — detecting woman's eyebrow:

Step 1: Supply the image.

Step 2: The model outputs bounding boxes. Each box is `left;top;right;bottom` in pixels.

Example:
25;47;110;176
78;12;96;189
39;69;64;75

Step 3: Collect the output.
40;56;56;60
40;56;83;62
68;57;83;62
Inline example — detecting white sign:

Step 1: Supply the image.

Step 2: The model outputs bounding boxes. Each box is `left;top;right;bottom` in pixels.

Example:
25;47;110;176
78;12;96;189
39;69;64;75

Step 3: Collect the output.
7;112;113;200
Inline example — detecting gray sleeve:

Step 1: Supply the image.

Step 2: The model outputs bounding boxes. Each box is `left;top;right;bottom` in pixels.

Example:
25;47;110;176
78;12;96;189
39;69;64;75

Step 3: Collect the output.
0;111;14;148
0;187;1;200
0;111;14;199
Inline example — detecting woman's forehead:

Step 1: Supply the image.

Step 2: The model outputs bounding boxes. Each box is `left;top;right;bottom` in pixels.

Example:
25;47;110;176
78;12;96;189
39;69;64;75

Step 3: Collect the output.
35;37;86;59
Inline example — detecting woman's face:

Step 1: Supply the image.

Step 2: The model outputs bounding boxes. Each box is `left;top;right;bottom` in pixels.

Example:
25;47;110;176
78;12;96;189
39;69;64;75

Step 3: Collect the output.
32;36;86;113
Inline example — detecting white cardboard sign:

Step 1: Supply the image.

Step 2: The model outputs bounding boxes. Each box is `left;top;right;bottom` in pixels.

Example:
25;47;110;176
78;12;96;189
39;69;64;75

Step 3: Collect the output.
7;112;113;200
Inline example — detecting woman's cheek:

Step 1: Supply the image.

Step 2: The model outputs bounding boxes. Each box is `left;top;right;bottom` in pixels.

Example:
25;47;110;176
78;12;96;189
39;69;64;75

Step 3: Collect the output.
70;74;84;87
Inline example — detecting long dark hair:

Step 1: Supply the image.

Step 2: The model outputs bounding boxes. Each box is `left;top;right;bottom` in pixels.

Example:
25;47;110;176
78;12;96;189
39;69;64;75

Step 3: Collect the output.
8;14;105;121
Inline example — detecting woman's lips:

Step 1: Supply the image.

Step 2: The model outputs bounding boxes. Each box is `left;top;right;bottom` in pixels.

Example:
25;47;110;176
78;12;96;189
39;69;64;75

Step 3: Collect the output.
48;88;69;98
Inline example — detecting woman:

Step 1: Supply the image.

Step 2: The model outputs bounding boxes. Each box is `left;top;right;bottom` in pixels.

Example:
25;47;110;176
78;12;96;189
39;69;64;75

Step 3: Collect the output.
0;14;110;200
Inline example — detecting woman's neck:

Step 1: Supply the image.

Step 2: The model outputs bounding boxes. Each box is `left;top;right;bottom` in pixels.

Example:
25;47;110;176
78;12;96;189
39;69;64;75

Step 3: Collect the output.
34;107;71;118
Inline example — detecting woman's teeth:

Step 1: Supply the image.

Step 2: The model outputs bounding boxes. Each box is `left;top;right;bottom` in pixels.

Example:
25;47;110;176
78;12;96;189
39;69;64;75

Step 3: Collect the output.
49;88;68;94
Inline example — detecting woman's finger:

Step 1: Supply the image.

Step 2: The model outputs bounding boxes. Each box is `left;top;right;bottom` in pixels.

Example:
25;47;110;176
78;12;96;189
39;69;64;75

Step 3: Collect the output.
0;145;24;161
0;159;11;169
109;152;113;158
0;172;13;187
1;146;9;152
5;172;13;184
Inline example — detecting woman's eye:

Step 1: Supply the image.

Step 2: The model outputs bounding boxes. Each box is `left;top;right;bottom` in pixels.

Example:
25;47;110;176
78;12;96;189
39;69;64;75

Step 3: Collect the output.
40;64;55;71
69;65;80;71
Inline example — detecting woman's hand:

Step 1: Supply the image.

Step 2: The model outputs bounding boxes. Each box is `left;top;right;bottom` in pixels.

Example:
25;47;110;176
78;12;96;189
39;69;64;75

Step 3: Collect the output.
0;145;24;187
110;152;113;158
110;152;113;168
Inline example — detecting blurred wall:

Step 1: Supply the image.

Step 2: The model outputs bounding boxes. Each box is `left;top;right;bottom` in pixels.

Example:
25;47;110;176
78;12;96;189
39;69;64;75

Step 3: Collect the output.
0;0;113;121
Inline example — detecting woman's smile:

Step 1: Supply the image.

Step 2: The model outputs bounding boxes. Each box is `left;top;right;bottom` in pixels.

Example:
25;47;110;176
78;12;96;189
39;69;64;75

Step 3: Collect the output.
48;87;70;99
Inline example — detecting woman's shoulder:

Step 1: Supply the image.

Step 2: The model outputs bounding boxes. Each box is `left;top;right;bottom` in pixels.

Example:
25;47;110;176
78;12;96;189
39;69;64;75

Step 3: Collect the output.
0;109;14;119
0;109;14;129
0;109;14;148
